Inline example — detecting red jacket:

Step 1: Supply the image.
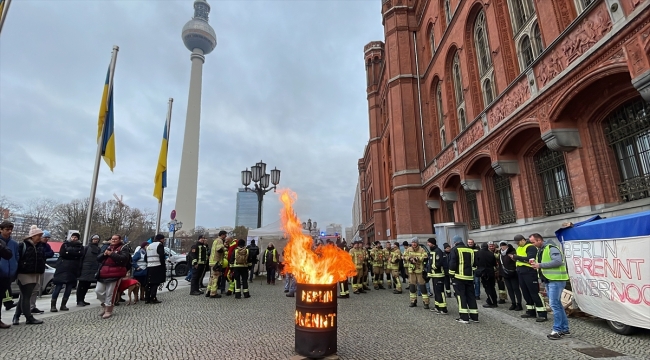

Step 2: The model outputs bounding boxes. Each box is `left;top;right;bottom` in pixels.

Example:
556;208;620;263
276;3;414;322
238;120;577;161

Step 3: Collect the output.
98;245;128;281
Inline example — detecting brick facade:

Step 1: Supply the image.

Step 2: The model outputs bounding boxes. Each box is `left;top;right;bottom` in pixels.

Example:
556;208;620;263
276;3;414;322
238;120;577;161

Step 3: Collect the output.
358;0;650;244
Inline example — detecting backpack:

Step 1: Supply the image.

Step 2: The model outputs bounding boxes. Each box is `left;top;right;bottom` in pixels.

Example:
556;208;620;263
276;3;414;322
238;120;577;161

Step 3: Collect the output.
235;248;248;266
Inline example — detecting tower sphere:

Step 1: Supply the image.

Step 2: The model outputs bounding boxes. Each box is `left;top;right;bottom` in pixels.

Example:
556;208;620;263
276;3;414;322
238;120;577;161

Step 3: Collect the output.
182;0;217;54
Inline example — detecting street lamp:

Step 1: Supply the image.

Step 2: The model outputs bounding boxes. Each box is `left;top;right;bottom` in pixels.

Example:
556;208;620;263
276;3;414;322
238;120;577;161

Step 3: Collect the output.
302;218;318;239
241;160;281;229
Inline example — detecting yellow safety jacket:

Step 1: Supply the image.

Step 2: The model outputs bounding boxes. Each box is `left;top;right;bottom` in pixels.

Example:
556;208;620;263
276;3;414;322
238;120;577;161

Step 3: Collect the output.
349;248;366;268
515;243;533;268
369;248;385;267
209;239;225;267
403;246;427;274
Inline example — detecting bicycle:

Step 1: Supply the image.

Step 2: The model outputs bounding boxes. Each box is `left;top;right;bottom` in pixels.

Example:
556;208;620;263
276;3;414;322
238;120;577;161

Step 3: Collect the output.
159;260;178;292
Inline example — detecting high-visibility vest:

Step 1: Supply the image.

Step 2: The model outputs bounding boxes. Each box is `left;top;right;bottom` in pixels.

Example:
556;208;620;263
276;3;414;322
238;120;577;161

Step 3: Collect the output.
538;244;569;281
515;243;533;268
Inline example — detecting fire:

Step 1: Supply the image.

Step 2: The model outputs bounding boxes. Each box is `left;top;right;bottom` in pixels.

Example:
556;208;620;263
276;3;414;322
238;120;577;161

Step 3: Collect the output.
295;311;336;328
279;189;357;284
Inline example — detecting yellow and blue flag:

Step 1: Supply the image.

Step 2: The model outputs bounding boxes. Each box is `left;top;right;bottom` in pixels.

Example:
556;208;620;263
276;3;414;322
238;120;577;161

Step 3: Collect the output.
0;1;5;18
98;67;116;171
153;119;169;202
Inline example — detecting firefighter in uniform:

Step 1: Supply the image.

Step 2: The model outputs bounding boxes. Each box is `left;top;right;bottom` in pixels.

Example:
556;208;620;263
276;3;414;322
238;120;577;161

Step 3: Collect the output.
225;237;238;296
449;235;478;323
389;242;403;294
370;241;386;289
403;238;429;308
489;241;507;303
206;236;225;298
338;241;350;298
383;242;392;289
349;241;366;294
230;239;252;299
363;244;372;290
510;234;547;321
189;235;208;295
426;238;447;314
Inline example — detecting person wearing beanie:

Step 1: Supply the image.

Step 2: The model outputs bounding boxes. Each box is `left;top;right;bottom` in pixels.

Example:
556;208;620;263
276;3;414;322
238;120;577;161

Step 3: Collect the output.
426;238;448;314
14;225;46;325
40;231;55;259
510;234;547;322
229;239;252;299
50;231;84;313
131;241;149;302
77;235;102;307
189;235;208;295
448;234;478;324
145;234;167;304
403;238;430;309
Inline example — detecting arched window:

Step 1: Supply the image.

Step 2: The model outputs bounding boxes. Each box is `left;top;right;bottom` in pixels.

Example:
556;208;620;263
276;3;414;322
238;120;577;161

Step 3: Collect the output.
575;0;596;13
466;190;480;230
493;174;516;224
512;0;528;32
458;108;467;131
444;0;451;26
453;53;464;105
429;28;436;57
445;200;455;222
520;35;534;68
474;11;492;75
436;83;444;129
534;147;574;216
604;99;650;202
532;22;543;55
441;129;446;148
483;78;494;105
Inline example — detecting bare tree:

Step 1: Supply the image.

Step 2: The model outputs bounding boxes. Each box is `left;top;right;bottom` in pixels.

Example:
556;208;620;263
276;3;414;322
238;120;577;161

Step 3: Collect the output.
232;225;249;240
0;195;22;220
52;198;90;240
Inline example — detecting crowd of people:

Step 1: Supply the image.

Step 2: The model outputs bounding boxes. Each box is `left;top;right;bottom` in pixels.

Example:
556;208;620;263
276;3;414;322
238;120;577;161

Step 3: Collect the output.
333;234;570;340
2;219;571;340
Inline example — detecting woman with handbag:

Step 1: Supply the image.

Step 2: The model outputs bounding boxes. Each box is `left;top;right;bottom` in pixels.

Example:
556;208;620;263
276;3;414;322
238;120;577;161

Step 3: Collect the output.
95;234;130;319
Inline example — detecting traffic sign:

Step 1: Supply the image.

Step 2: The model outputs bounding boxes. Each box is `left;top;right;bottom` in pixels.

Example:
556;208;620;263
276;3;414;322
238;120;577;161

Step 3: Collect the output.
171;209;176;220
169;223;175;232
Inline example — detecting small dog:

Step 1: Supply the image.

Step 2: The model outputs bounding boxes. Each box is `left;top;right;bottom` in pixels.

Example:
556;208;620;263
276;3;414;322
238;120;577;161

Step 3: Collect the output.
126;282;141;305
118;278;141;305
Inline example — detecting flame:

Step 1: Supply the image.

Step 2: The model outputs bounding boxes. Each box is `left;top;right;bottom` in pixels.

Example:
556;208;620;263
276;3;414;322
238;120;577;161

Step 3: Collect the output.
280;189;357;284
295;311;336;328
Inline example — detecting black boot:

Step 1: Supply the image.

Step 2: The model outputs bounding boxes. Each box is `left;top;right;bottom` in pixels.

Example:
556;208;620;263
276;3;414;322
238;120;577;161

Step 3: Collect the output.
243;292;251;298
60;298;69;311
12;314;19;325
50;300;58;313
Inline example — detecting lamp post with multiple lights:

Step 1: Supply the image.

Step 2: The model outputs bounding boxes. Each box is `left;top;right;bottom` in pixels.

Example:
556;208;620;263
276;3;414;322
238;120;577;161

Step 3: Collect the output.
241;161;281;229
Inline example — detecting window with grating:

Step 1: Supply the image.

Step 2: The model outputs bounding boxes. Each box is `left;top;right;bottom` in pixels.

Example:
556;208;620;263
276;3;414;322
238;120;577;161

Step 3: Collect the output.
534;147;574;216
533;22;544;54
466;191;480;229
493;174;516;224
511;0;528;32
445;201;455;222
520;36;534;68
604;99;650;202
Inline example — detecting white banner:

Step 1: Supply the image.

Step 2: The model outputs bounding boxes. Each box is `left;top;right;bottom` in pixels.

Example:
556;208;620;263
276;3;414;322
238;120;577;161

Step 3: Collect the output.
563;236;650;330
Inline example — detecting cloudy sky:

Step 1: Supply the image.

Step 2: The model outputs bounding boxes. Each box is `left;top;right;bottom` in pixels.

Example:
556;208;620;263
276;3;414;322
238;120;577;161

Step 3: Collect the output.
0;0;384;231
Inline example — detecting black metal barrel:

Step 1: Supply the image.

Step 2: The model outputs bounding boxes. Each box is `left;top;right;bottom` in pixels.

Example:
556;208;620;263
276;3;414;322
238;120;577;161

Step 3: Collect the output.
295;283;338;359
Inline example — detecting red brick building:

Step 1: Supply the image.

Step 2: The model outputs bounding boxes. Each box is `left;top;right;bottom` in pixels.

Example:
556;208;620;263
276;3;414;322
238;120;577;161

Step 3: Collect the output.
358;0;650;244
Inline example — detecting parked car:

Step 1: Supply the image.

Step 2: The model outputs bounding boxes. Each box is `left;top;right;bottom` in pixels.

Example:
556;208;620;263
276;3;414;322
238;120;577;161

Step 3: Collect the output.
11;264;56;297
46;253;59;268
132;245;188;277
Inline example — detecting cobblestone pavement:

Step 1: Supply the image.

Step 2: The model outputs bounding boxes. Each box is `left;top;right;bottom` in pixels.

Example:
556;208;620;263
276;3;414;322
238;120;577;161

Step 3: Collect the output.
1;279;648;360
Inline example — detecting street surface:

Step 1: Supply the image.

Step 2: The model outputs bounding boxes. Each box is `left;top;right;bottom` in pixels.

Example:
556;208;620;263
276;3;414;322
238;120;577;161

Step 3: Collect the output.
1;277;649;360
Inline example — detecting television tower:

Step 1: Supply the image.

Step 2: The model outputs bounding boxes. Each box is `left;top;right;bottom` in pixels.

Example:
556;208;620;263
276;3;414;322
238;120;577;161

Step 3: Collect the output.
176;0;217;232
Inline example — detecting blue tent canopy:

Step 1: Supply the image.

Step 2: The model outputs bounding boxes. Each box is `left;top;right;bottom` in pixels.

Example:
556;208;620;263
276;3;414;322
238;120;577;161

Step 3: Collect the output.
555;210;650;241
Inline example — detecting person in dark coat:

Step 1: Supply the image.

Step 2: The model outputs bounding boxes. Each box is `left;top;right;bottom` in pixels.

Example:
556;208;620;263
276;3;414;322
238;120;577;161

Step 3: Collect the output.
499;241;522;311
132;241;148;302
50;232;84;312
76;235;101;307
14;225;46;325
262;242;278;285
246;240;260;282
145;234;166;304
476;242;498;307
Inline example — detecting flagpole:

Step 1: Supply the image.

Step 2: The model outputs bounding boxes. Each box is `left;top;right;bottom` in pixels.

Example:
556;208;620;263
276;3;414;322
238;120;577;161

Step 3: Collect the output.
83;45;119;246
155;97;174;235
0;0;13;36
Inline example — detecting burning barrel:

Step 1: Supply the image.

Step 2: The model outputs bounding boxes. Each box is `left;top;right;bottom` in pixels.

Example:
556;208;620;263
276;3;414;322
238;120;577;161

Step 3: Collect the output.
294;283;338;358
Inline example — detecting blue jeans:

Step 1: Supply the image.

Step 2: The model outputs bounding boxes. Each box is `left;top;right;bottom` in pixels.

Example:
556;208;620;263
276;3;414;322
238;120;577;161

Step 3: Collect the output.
285;274;297;294
52;282;75;302
473;276;481;297
546;281;569;333
185;266;193;281
417;281;431;296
